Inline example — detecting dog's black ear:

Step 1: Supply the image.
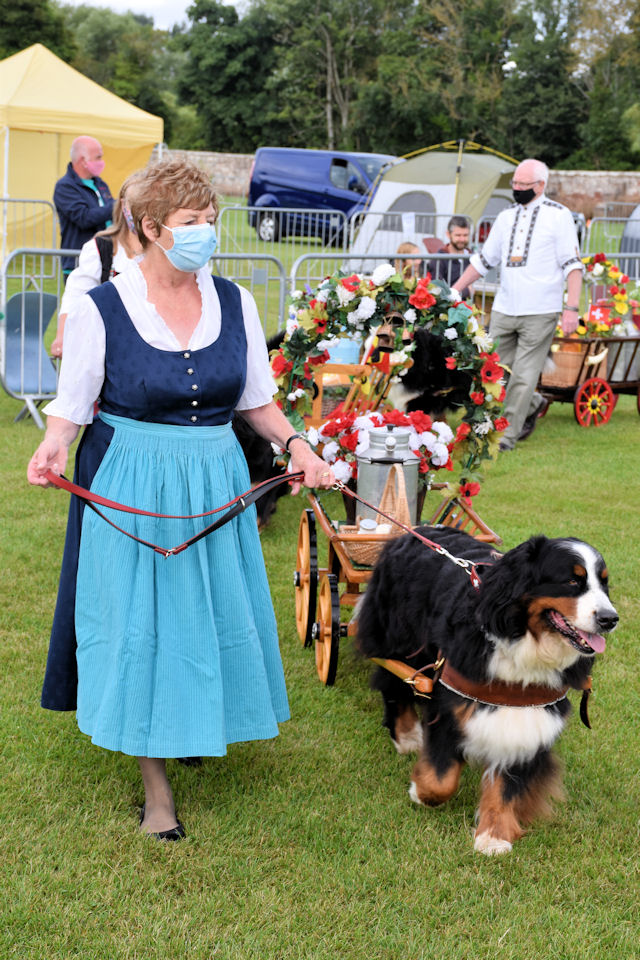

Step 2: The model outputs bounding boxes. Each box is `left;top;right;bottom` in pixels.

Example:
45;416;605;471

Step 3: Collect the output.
475;536;548;639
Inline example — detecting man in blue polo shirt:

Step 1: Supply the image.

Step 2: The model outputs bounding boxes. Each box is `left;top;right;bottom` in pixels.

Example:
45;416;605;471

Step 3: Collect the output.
53;136;114;280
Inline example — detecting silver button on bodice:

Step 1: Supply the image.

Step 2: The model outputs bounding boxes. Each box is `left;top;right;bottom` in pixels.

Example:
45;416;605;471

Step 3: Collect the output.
183;352;190;359
190;416;198;422
191;400;198;407
187;368;194;375
191;384;198;391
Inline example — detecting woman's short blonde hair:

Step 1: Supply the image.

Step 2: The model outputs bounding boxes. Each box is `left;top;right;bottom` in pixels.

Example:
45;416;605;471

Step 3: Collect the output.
129;158;219;247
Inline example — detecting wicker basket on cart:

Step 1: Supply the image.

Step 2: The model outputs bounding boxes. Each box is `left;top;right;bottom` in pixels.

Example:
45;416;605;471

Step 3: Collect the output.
541;340;607;388
338;464;412;566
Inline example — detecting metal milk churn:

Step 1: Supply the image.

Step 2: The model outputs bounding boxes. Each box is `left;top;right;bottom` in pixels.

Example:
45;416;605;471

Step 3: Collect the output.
356;424;420;524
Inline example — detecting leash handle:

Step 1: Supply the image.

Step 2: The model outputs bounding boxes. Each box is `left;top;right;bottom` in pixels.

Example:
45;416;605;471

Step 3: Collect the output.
44;469;304;519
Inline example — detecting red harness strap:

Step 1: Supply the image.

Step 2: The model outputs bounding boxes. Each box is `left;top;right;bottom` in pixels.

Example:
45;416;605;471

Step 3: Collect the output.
45;469;304;558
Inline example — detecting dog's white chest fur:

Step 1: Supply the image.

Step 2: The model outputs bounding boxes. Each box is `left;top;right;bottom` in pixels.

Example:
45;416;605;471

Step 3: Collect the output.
462;705;566;771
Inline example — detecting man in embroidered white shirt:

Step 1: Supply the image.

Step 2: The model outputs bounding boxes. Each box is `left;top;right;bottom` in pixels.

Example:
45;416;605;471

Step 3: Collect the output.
452;158;583;451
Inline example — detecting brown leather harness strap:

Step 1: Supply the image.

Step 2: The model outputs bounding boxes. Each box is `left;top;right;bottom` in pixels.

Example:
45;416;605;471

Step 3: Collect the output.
438;661;570;707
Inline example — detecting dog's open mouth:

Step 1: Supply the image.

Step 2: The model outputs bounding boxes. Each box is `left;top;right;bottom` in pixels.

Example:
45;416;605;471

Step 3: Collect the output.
547;610;606;654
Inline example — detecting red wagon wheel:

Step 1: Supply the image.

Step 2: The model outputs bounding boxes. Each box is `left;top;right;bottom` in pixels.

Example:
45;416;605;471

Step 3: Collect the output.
312;574;340;686
574;378;615;427
294;509;318;647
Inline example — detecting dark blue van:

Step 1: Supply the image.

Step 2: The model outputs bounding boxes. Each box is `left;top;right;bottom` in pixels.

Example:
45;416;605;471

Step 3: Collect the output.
247;147;396;241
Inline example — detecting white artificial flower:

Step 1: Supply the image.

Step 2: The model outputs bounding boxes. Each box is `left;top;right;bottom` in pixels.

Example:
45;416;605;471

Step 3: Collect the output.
444;327;458;340
389;349;408;365
333;459;353;483
291;289;302;299
287;392;298;401
466;315;479;334
408;430;421;451
432;421;454;443
404;308;417;323
431;443;450;466
420;432;437;453
354;296;377;321
322;440;339;463
447;288;460;302
473;330;494;352
286;315;299;335
592;263;604;277
317;338;335;351
337;285;356;306
473;419;493;436
354;413;379;431
306;427;319;447
371;263;396;287
355;433;371;456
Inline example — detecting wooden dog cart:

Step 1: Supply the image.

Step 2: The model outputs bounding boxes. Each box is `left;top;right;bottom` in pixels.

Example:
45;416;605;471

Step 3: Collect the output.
293;489;502;686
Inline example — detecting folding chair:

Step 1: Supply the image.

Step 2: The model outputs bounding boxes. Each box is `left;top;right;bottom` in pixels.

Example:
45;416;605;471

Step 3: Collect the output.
3;291;58;429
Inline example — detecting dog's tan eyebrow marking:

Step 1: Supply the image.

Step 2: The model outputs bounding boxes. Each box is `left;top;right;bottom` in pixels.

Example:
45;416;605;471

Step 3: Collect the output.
601;567;609;579
573;564;587;578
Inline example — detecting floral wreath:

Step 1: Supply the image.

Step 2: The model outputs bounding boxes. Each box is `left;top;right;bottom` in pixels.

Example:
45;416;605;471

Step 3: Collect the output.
561;253;640;338
270;264;509;498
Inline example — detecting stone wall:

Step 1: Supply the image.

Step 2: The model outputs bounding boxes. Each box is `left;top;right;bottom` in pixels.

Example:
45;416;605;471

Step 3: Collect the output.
157;148;640;218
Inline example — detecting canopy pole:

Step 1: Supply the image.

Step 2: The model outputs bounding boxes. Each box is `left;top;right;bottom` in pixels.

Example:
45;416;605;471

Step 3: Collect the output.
453;139;464;213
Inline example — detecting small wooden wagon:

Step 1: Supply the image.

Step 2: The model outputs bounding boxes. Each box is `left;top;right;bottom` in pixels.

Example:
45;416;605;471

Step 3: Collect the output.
293;489;502;685
540;334;640;426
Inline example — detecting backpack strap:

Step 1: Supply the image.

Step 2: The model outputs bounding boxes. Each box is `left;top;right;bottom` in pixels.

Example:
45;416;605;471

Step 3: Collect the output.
94;235;114;284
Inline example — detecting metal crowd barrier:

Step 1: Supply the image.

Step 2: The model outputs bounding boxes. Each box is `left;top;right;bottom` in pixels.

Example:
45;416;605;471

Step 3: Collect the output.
0;199;59;301
217;205;348;259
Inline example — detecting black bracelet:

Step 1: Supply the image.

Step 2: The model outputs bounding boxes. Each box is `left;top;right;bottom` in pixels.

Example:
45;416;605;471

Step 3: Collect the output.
565;305;580;312
285;432;306;452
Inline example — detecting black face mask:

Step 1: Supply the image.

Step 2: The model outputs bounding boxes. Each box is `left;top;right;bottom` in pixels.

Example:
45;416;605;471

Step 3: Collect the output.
513;187;536;205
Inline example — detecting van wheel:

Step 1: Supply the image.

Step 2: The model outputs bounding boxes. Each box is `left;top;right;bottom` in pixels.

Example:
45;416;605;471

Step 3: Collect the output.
257;212;280;242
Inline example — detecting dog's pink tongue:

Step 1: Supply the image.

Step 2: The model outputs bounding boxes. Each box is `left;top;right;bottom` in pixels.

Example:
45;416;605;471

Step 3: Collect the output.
577;628;606;653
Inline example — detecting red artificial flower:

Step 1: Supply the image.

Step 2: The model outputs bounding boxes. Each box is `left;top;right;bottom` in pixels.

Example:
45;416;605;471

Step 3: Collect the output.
479;351;501;364
418;456;431;474
445;357;457;370
341;432;359;453
497;385;506;402
383;409;411;427
586;264;594;272
621;274;630;283
609;286;619;296
493;416;509;432
408;278;437;311
480;360;502;383
341;274;361;292
593;253;607;263
456;422;471;440
408;410;433;433
271;352;293;378
470;391;485;405
308;349;330;366
460;481;481;502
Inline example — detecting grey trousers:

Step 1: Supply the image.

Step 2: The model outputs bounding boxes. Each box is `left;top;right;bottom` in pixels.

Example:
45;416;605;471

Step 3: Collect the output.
489;310;560;448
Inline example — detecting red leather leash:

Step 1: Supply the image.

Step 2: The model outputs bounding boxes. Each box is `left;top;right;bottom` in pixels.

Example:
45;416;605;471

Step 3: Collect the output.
44;469;305;558
335;480;484;590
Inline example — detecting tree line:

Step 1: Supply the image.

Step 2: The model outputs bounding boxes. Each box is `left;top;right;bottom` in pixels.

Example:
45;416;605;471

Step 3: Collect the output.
2;0;640;169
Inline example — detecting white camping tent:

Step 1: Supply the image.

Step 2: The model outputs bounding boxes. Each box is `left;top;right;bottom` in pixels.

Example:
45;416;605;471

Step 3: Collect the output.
349;142;517;269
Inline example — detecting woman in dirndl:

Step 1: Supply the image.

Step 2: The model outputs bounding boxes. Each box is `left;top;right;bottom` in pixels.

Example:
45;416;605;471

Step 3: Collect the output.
27;158;334;840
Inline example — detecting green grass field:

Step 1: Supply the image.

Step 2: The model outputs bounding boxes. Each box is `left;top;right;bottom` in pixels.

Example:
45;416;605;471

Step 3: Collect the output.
1;382;639;959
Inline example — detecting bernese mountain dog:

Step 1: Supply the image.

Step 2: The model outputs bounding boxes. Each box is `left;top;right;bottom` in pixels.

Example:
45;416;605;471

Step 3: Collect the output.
356;527;618;855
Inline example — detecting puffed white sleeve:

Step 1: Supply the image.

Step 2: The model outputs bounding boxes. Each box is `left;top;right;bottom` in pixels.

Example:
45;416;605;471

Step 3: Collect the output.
59;239;102;315
42;294;106;424
235;285;278;411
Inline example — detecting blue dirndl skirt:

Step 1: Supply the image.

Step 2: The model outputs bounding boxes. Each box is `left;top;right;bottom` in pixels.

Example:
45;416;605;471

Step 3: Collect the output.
74;413;289;758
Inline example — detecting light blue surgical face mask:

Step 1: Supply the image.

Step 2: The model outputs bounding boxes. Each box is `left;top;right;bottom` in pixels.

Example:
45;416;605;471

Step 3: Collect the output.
156;222;217;271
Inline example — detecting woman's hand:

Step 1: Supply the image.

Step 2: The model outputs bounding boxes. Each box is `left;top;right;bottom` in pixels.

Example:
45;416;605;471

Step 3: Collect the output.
288;438;335;495
27;417;80;487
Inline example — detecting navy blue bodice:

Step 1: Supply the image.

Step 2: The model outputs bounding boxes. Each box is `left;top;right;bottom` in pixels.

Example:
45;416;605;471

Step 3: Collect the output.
87;274;247;426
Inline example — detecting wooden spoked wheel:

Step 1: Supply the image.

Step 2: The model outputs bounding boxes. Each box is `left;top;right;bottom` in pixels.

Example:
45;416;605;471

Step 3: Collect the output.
294;509;318;647
313;573;340;686
574;378;615;427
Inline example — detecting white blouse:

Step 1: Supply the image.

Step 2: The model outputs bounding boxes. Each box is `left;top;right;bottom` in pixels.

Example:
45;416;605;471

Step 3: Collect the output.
58;237;138;316
44;262;277;425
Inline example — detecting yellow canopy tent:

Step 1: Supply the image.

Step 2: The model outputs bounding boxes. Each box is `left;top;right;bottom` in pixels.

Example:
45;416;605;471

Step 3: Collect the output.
0;43;164;260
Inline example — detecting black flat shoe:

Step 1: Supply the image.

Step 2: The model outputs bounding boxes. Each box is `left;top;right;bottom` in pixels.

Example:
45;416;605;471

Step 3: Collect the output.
177;756;203;767
139;804;186;841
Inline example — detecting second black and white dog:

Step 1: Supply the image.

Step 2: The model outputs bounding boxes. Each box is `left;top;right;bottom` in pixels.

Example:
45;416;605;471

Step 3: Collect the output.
356;527;618;855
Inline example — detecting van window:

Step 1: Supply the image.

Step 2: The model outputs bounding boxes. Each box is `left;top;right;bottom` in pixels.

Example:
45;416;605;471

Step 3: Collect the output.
330;159;367;194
